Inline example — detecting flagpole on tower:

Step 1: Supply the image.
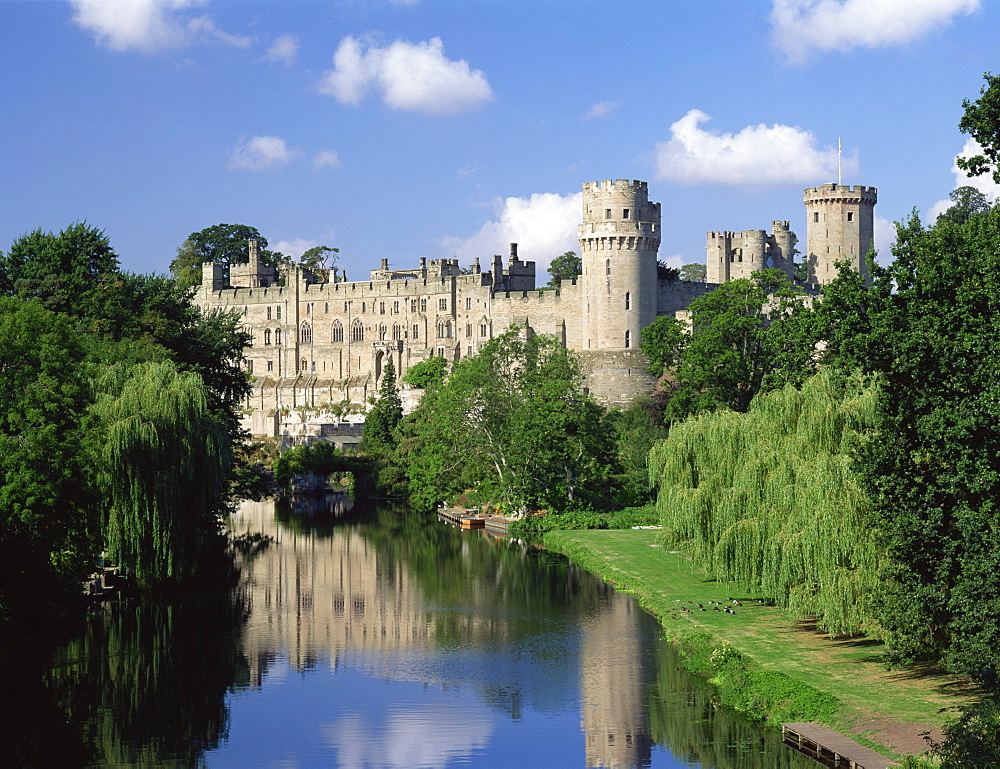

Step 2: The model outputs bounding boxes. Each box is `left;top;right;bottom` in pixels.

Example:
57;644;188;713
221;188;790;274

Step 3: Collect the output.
838;137;842;185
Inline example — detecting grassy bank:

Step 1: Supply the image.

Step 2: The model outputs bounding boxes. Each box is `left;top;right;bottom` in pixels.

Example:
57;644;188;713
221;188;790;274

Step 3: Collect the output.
544;529;979;763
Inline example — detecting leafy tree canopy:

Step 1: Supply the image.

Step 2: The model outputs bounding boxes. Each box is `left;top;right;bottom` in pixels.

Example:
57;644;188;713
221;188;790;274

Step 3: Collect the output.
679;263;707;282
299;245;340;283
170;223;281;289
957;71;1000;185
936;185;992;225
402;355;448;389
639;314;687;379
362;357;403;456
657;261;680;280
546;251;582;288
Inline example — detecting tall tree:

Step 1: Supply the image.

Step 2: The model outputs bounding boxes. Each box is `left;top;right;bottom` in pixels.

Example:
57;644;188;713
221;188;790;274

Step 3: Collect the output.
936;185;992;225
679;263;707;282
957;71;1000;185
639;314;687;379
362;357;403;455
546;251;582;288
299;245;340;283
170;224;277;289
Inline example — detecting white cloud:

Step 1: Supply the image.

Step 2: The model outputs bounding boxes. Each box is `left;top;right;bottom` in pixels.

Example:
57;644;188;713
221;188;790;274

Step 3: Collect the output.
651;109;855;187
771;0;981;63
660;252;686;270
583;101;620;122
317;36;493;115
265;33;299;66
313;149;343;170
229;136;298;171
440;192;581;273
69;0;251;53
873;215;896;266
272;238;318;260
926;138;1000;221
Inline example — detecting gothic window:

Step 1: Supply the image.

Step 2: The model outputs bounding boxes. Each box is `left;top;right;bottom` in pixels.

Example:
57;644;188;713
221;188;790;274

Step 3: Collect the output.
420;298;427;313
379;301;385;314
352;320;364;342
300;323;312;344
625;292;630;310
410;299;417;313
392;324;402;341
480;322;488;337
412;324;419;340
267;306;272;320
276;306;281;320
332;320;344;343
465;297;472;310
275;328;282;346
264;328;272;345
466;323;472;338
393;301;399;313
378;323;387;341
438;298;447;311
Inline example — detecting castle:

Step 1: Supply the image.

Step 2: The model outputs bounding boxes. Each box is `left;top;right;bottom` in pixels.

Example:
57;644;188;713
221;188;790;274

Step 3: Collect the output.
196;180;876;437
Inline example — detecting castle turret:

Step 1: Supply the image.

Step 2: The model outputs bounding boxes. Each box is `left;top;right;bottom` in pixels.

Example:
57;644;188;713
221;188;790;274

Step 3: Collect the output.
803;183;877;285
578;179;660;351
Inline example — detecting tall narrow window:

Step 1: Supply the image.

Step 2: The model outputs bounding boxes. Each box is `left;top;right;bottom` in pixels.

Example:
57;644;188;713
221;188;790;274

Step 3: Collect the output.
351;320;364;342
605;209;612;219
264;328;272;345
420;298;427;313
623;208;630;219
267;306;272;320
276;306;281;320
847;211;855;222
606;259;611;276
300;359;307;373
412;324;419;339
275;328;282;346
332;320;343;342
300;323;312;344
392;324;402;341
625;292;630;310
813;212;820;223
625;330;631;348
465;297;472;310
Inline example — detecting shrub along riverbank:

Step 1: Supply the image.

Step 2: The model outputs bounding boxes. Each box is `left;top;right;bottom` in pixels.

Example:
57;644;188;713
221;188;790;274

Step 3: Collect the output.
545;528;979;766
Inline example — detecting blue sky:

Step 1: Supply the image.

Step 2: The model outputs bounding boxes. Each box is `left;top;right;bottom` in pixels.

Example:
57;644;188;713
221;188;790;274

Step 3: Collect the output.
2;0;998;280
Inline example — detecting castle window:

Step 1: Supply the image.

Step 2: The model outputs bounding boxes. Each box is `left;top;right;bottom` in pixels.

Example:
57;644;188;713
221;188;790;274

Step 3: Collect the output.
466;323;472;337
412;324;419;339
332;321;344;342
267;360;273;372
306;303;311;315
439;298;448;311
300;359;307;373
247;360;253;373
361;302;366;313
392;324;402;341
276;306;281;320
605;209;612;219
625;292;630;310
847;212;855;222
325;302;328;313
411;299;417;312
311;360;316;372
275;328;282;346
345;302;349;312
267;306;272;320
623;208;630;219
606;259;611;275
480;323;488;337
393;301;399;313
814;212;820;223
465;297;472;310
437;346;446;357
437;320;451;338
625;330;631;348
420;298;427;313
378;324;387;341
379;301;385;314
351;320;364;342
264;328;272;345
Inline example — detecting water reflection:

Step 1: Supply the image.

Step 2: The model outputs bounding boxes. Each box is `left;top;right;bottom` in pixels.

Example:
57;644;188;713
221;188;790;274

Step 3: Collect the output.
1;498;815;769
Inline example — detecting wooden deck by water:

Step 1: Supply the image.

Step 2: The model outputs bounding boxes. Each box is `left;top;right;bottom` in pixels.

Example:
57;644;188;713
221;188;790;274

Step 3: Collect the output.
781;723;900;769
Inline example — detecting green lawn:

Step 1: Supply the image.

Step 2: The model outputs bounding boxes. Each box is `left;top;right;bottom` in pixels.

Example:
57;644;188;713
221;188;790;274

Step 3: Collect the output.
545;529;978;758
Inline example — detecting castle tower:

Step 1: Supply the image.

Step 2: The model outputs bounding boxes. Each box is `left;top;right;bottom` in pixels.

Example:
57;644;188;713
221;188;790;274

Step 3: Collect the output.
803;183;877;285
578;180;660;351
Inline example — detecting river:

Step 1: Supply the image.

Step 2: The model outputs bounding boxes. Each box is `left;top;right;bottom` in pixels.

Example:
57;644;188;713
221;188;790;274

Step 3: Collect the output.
1;498;815;768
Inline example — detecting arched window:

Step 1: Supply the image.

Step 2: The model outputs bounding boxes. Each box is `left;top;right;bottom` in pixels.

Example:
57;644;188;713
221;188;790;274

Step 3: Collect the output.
392;324;402;341
378;323;387;341
332;320;343;343
606;259;611;275
625;330;631;348
300;358;308;373
264;328;272;345
275;328;282;346
352;320;364;342
300;322;312;344
625;291;630;310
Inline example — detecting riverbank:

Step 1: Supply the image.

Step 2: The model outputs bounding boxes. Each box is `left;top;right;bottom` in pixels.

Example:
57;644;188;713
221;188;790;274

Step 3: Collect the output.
544;529;980;765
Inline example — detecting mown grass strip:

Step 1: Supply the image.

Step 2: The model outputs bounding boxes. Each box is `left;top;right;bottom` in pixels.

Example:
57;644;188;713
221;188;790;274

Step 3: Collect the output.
544;529;977;760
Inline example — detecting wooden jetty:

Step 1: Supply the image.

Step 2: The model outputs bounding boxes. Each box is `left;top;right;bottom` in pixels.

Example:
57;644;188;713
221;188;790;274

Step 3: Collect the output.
781;723;899;769
484;516;510;536
437;506;486;529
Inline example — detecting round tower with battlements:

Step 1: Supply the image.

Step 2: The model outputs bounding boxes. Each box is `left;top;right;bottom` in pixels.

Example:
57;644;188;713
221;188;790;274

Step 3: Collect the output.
578;179;660;352
803;183;877;285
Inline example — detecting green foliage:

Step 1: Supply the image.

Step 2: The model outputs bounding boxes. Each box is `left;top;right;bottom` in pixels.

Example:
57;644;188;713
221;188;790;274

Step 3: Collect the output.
88;361;231;587
657;261;681;280
545;250;581;288
362;358;403;455
508;505;659;537
650;370;881;635
170;223;279;289
402;355;448;389
936;185;992;225
666;269;816;420
0;222;119;315
929;697;1000;768
400;329;615;514
680;263;707;282
299;245;339;282
957;72;1000;185
608;398;669;503
639;314;687;378
0;298;98;622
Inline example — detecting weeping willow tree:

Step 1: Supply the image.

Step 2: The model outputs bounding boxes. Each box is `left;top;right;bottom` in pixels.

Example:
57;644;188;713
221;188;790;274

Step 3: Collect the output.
650;370;883;635
89;361;231;587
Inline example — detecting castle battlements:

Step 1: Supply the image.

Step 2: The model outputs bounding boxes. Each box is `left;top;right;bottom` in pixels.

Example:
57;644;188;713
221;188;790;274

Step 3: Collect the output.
803;184;878;204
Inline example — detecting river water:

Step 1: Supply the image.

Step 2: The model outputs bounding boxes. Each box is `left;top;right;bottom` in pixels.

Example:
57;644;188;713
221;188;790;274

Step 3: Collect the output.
2;498;814;769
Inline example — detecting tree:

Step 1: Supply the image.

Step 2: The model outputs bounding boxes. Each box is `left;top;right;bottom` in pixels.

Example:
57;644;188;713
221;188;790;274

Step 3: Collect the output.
299;245;339;283
679;263;707;282
362;357;403;455
401;356;448;389
937;185;992;225
957;72;1000;185
0;222;119;316
546;251;582;288
666;269;813;419
170;224;279;289
639;314;687;378
657;261;680;281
